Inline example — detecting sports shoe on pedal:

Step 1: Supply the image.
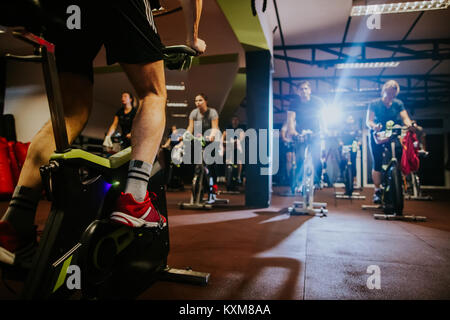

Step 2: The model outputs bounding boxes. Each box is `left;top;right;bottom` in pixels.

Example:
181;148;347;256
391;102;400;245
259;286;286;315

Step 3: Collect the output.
110;192;167;228
0;221;36;266
373;189;382;204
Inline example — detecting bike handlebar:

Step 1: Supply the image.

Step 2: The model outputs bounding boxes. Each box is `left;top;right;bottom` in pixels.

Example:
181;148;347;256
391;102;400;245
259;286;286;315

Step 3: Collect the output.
163;45;198;71
162;45;198;56
374;124;407;145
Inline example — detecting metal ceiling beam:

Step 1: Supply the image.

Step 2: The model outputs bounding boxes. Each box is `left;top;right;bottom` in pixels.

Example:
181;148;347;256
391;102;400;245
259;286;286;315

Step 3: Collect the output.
334;16;353;79
274;38;450;50
273;74;450;109
272;0;292;78
273;38;450;67
273;74;450;82
378;11;424;77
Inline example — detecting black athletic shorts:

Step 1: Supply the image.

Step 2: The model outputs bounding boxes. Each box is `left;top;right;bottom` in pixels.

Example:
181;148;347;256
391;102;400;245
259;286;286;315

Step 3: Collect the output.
41;0;164;82
369;130;384;172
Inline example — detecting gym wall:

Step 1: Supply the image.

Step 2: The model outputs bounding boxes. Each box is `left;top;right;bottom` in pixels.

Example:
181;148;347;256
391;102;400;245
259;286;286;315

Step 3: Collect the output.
4;60;49;143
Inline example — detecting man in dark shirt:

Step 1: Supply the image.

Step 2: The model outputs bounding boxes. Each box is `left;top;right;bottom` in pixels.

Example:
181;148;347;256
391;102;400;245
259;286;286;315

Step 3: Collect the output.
338;115;361;185
288;81;326;186
366;80;414;203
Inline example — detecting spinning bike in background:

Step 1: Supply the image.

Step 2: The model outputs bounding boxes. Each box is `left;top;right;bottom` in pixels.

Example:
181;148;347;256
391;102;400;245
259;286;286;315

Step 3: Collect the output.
163;142;185;191
278;135;301;197
179;132;229;210
0;29;209;299
220;138;243;195
334;140;365;200
404;150;432;201
288;131;327;217
361;121;426;222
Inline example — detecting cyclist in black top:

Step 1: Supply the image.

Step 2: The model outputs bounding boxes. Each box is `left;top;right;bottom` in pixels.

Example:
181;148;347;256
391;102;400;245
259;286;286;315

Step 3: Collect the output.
221;116;247;184
366;80;414;204
105;92;137;148
288;81;326;186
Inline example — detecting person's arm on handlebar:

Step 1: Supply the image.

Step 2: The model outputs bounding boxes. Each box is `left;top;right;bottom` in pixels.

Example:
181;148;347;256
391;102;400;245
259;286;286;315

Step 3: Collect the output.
400;109;414;130
186;118;194;135
106;116;119;137
179;0;206;54
162;137;171;149
208;118;220;142
366;108;381;132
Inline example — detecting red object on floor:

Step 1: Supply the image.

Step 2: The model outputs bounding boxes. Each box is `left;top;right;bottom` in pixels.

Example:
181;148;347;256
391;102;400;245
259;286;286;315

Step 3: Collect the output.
401;131;420;175
7;141;20;185
0;220;20;253
0;137;14;196
14;141;30;171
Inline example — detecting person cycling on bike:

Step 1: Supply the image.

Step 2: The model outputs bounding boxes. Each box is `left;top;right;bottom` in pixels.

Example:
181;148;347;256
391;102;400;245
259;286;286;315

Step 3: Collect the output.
288;81;326;187
0;0;206;265
281;111;300;186
186;93;220;193
366;80;415;204
162;125;183;149
104;92;137;149
338;115;361;186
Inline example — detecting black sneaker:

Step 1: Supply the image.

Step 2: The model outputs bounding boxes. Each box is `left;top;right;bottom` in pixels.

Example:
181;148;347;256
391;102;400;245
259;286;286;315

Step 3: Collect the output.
373;189;382;204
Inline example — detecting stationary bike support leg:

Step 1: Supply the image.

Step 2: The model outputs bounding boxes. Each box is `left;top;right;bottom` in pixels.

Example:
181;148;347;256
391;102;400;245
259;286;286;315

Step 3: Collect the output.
288;146;327;217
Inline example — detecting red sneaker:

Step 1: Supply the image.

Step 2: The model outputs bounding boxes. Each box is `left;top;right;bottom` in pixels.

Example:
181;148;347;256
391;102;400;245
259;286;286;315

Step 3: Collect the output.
110;191;167;228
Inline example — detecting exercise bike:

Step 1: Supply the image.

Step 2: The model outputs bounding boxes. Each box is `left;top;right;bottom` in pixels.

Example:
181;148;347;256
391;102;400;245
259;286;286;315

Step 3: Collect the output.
334;140;365;200
288;130;327;217
179;132;229;210
361;121;426;221
404;150;432;201
163;141;185;191
221;138;243;194
0;29;209;299
278;135;301;197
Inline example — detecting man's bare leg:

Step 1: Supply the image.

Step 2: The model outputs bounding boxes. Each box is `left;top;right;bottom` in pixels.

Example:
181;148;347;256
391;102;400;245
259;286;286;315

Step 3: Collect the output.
1;73;92;238
17;73;92;189
372;170;381;189
116;60;166;203
121;60;166;164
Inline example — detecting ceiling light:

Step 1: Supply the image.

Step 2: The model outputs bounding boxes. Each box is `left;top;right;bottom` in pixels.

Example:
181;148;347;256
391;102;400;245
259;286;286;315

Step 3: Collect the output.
335;61;400;69
166;84;185;91
167;102;188;107
351;0;449;16
172;114;188;118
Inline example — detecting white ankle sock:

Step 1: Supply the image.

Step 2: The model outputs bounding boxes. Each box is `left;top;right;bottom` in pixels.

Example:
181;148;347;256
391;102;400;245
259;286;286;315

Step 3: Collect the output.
124;160;152;202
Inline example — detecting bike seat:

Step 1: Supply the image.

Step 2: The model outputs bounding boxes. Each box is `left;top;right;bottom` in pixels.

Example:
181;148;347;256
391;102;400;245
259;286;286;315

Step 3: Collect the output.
51;147;131;169
50;147;163;179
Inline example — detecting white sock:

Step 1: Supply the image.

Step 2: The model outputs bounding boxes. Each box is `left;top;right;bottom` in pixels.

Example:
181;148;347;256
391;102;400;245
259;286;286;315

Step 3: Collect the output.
124;160;152;202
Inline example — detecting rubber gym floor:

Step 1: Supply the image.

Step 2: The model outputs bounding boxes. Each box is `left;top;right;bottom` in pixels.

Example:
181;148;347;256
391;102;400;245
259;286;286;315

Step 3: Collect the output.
1;186;450;300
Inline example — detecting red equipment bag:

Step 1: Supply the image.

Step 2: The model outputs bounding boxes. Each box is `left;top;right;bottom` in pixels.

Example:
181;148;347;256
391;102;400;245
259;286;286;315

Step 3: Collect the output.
401;131;420;175
7;141;20;185
14;141;30;171
0;137;15;196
